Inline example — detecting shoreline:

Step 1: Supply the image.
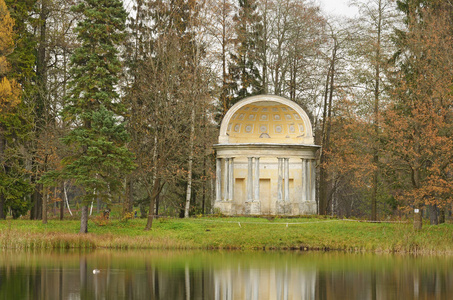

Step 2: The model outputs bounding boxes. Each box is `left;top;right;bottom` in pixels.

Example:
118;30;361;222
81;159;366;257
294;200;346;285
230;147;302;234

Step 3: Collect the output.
0;217;452;255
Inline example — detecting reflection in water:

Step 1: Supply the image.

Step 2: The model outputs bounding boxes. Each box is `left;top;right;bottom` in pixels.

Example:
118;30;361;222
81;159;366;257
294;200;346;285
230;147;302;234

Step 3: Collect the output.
0;251;452;299
213;263;316;300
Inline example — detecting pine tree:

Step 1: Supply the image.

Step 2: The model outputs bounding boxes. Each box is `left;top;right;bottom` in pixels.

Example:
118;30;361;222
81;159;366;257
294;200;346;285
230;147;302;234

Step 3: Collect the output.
44;0;134;233
0;0;33;219
229;0;263;104
4;0;36;86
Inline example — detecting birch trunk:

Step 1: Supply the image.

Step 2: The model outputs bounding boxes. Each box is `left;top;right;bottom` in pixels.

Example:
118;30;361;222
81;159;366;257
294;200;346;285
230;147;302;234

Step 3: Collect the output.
184;106;195;218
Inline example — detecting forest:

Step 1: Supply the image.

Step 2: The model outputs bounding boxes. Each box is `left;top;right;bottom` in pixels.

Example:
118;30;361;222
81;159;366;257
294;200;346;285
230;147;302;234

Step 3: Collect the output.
1;0;452;232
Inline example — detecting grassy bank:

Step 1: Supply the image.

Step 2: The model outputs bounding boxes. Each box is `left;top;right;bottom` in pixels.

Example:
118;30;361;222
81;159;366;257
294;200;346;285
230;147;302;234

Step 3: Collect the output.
0;217;452;254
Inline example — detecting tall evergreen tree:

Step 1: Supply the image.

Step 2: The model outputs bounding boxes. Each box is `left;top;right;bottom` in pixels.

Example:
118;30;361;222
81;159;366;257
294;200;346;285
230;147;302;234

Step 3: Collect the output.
229;0;263;103
4;0;36;86
0;0;33;219
43;0;134;232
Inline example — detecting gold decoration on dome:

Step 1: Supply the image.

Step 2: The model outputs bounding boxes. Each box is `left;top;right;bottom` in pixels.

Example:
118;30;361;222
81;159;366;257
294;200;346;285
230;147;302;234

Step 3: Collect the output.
225;102;306;143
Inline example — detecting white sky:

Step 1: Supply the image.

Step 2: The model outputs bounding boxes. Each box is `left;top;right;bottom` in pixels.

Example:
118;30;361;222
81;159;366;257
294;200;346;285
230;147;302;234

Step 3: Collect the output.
316;0;360;18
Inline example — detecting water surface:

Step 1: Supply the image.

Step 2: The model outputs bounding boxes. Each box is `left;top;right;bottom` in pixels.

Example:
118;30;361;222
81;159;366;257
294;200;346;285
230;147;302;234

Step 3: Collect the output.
0;250;451;299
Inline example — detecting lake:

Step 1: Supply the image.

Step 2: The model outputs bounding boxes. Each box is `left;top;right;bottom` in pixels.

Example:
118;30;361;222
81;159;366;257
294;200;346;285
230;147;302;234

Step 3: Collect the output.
0;250;451;299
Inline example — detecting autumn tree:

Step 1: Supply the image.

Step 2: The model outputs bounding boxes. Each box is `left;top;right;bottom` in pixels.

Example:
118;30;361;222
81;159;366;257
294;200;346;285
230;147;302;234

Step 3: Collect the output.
318;21;353;215
43;0;79;219
122;0;215;228
264;0;325;100
334;0;400;220
385;3;453;229
204;0;236;119
322;98;376;217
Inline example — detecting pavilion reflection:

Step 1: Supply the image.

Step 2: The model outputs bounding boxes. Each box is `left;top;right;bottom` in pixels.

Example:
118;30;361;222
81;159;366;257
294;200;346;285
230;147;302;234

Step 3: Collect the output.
0;252;452;299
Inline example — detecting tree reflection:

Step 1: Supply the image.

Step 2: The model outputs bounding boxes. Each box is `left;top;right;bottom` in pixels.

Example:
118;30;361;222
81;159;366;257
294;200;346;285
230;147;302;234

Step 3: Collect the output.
0;252;452;299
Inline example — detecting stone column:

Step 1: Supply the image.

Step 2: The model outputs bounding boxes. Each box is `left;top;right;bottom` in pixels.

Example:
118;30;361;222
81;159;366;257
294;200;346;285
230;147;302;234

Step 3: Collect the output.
228;157;234;201
247;157;253;202
277;158;283;201
216;158;222;202
223;158;229;201
311;159;316;202
301;158;306;201
305;159;311;201
284;158;290;202
254;157;260;201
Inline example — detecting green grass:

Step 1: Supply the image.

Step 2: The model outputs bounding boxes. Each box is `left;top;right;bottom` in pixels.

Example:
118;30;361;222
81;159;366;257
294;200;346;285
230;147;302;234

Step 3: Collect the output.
0;216;452;254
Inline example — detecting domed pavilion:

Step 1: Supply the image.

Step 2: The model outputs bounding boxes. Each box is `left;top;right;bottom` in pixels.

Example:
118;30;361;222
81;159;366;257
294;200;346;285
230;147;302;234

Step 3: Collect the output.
214;95;319;216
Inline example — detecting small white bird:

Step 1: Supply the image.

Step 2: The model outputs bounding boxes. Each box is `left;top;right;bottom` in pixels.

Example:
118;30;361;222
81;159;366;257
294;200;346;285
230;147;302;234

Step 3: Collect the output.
93;269;100;274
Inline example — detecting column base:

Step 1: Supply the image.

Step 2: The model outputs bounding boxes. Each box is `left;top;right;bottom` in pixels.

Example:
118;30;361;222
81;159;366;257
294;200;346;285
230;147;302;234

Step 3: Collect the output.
245;200;261;215
291;202;300;215
276;201;291;215
213;201;233;216
233;202;245;215
299;201;317;215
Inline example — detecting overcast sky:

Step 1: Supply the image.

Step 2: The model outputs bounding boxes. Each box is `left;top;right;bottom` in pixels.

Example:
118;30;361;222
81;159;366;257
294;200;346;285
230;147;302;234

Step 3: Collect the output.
316;0;360;17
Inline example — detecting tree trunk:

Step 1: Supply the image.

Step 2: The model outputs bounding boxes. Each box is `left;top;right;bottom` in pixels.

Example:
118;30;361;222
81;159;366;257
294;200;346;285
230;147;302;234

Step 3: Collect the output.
42;187;47;224
155;193;159;217
63;181;73;216
33;0;48;222
184;106;195;218
53;187;57;216
319;41;337;215
318;67;331;216
261;0;268;94
371;0;383;222
145;178;161;230
0;194;5;220
31;184;43;220
80;205;88;233
414;204;422;230
96;196;100;214
59;183;64;220
59;197;64;220
0;131;5;219
202;184;206;215
428;204;438;225
123;175;133;216
140;203;147;218
145;196;156;230
220;0;229;117
439;208;445;224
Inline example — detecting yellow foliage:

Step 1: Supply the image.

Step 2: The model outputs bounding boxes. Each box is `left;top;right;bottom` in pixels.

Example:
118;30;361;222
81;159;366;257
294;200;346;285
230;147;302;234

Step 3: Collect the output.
0;56;8;75
0;0;14;61
0;77;20;113
92;215;110;226
0;0;21;113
